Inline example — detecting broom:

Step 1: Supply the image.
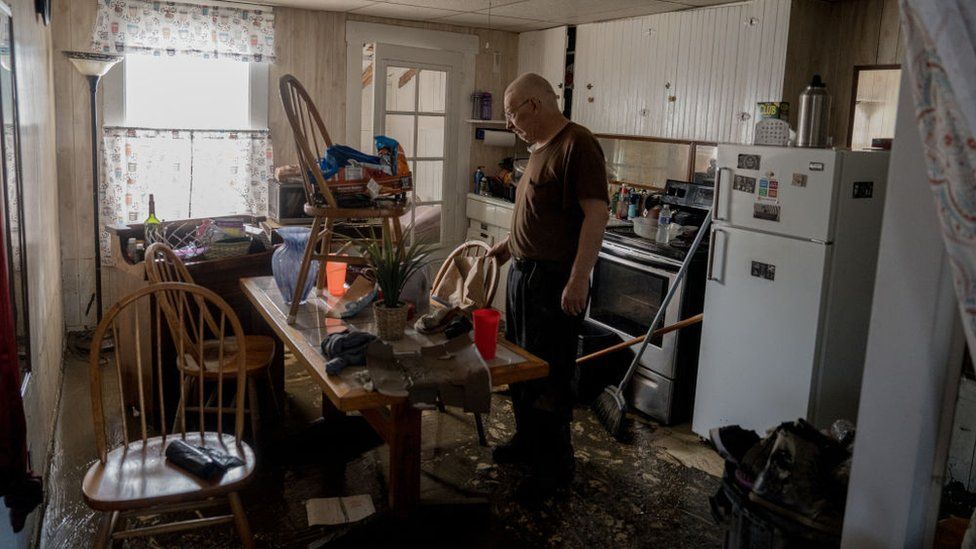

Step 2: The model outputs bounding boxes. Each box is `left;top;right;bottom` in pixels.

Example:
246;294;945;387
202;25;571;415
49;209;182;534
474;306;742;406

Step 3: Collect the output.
591;211;712;440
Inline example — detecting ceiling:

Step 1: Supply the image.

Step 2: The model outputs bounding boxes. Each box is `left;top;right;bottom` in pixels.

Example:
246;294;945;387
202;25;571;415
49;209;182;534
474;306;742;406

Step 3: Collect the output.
251;0;737;32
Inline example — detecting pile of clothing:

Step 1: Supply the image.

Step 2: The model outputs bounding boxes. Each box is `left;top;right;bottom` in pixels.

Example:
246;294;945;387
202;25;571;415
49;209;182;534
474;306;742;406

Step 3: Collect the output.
414;255;487;335
709;418;854;539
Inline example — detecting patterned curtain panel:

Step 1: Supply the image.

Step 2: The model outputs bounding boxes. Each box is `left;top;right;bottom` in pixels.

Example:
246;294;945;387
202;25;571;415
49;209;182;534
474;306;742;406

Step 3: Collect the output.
900;0;976;352
92;0;275;62
100;127;273;264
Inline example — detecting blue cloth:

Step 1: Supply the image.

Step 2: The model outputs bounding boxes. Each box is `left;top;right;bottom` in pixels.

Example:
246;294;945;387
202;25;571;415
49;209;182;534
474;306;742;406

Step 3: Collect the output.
321;331;376;375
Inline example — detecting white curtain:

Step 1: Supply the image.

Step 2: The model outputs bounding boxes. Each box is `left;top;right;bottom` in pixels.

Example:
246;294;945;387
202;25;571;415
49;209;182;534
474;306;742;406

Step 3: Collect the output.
92;0;275;63
899;0;976;354
100;127;272;264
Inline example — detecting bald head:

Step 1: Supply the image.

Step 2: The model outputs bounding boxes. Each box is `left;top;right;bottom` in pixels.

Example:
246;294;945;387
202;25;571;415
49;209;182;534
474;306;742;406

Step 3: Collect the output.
505;72;559;111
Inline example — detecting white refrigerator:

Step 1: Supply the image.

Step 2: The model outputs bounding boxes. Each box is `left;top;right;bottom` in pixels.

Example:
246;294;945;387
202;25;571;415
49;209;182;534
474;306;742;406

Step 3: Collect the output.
692;145;889;436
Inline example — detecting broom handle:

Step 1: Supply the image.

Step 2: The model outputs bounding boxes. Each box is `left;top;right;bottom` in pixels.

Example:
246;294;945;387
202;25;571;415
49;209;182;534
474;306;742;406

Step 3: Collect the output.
576;313;703;364
613;211;712;392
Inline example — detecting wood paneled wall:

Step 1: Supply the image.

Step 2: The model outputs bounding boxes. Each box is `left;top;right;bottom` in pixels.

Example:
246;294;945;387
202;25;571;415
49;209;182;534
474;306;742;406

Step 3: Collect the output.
784;0;903;146
5;0;65;545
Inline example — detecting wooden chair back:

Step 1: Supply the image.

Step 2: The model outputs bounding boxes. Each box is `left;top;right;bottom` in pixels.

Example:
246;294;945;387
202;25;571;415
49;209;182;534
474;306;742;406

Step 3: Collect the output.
279;74;337;209
430;241;501;308
88;283;247;463
145;242;194;285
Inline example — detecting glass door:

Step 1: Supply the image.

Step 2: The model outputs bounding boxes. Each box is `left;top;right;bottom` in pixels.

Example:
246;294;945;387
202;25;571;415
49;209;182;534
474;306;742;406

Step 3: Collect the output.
373;44;458;249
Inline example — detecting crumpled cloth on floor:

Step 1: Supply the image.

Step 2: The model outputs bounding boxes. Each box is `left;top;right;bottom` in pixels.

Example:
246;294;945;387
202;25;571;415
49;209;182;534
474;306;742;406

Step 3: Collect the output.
415;255;487;334
321;331;377;375
359;335;491;414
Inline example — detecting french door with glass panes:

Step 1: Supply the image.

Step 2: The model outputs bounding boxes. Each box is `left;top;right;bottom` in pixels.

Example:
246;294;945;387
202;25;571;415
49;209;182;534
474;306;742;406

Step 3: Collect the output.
372;44;460;249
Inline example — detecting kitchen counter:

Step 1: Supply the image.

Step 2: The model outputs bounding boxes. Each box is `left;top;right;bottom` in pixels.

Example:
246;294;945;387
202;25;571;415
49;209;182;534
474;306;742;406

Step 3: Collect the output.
467;192;515;209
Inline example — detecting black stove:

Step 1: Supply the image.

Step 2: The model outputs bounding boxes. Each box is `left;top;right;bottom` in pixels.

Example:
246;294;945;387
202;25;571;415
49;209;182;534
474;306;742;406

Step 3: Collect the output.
603;225;689;262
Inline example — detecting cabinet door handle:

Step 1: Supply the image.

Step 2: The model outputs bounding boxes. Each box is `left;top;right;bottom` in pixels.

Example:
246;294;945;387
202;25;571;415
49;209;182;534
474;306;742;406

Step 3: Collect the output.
706;228;727;283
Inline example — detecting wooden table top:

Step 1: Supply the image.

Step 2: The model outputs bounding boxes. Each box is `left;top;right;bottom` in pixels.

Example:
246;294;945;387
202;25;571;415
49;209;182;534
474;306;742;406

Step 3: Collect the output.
240;276;548;412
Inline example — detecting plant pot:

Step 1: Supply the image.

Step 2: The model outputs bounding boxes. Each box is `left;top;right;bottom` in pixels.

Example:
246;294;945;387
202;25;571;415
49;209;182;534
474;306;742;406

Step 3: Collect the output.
272;227;319;305
373;302;408;341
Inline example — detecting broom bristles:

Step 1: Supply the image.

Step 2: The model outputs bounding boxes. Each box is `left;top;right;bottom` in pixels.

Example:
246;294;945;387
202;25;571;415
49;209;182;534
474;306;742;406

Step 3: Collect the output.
592;386;626;440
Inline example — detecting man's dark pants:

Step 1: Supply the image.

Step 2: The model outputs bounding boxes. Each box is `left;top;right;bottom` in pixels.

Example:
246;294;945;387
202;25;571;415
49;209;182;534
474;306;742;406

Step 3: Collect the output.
505;258;584;475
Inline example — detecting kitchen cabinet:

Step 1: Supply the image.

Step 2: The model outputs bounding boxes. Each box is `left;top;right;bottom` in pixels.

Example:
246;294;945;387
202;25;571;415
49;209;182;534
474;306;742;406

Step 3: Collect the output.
570;0;789;144
466;193;513;312
517;26;568;111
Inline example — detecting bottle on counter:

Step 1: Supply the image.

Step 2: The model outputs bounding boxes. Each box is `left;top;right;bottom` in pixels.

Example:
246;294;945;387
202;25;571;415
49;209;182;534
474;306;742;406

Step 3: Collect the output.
474;166;485;193
610;189;620;217
617;186;629;220
627;192;639;219
479;176;490;196
655;204;672;244
144;193;162;245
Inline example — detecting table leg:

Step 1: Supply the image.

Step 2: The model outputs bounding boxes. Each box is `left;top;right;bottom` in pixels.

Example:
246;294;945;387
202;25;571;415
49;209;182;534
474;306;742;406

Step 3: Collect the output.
388;402;421;515
321;393;346;424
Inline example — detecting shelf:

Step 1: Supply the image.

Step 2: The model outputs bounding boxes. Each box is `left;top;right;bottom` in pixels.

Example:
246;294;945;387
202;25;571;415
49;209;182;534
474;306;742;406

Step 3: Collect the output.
466;119;507;125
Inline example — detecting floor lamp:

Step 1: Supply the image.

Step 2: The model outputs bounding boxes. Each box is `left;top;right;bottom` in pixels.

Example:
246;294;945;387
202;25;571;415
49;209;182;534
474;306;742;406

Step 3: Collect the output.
63;51;122;325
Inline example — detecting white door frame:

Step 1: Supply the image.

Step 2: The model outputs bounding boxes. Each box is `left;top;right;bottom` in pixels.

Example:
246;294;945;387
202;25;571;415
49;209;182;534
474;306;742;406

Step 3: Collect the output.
345;22;478;251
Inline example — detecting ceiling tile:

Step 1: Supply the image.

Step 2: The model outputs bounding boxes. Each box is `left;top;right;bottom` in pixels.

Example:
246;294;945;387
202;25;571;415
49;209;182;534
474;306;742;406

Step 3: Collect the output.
557;2;684;24
260;0;377;10
675;0;739;5
435;11;547;32
349;2;465;19
484;0;684;21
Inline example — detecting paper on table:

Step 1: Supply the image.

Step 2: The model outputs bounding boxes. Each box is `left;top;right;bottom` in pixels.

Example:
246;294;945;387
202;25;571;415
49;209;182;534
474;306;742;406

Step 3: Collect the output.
306;495;375;526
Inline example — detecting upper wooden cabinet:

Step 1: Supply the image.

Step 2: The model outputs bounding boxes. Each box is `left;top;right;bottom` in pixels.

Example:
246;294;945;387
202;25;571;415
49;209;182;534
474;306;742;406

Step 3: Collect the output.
568;0;790;144
517;26;568;111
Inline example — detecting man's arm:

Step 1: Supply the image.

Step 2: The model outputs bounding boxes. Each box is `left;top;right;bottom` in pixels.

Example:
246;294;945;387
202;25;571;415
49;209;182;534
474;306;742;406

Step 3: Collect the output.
562;198;609;315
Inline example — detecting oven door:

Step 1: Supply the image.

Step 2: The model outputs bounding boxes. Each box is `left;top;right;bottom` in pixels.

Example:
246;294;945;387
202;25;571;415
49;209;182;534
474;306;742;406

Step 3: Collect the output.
586;248;685;379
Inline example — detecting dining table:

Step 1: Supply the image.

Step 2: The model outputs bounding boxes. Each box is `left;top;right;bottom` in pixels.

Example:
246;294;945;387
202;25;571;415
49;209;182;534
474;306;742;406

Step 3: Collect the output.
240;276;549;515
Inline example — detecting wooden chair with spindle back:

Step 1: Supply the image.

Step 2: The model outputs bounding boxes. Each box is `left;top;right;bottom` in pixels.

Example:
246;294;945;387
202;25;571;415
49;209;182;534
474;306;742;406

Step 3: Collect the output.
429;240;501;446
279;74;406;323
83;283;255;548
145;243;278;442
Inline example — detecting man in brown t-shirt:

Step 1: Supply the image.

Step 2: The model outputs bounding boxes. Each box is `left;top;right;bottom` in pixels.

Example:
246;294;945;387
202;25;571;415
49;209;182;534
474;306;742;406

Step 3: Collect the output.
488;73;609;502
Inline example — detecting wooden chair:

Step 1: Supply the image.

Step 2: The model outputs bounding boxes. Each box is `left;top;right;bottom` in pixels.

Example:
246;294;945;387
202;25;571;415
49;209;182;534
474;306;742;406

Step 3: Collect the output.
83;282;255;548
279;74;406;323
430;241;501;447
145;243;278;443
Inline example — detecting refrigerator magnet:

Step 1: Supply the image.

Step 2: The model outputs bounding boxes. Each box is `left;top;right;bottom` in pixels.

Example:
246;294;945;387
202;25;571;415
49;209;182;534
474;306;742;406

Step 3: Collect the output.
792;173;807;187
753;202;781;222
733;175;756;193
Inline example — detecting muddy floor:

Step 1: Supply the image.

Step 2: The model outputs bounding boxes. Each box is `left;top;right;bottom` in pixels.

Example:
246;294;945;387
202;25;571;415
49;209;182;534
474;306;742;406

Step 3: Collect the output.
39;350;723;548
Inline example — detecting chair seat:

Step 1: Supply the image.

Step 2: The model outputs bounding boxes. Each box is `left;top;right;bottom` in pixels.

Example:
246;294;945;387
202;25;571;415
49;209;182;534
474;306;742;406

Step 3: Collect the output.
82;432;255;512
179;335;276;379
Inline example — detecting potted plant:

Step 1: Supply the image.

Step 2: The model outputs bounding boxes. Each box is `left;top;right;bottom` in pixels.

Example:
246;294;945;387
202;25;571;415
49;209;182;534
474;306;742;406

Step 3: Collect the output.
361;228;433;341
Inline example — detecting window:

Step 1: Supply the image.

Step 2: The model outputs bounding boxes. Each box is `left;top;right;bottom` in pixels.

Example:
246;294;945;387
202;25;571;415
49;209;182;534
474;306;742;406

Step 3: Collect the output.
123;55;252;130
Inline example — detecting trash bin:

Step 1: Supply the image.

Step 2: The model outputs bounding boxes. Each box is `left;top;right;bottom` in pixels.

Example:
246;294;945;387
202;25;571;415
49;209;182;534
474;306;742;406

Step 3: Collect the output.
575;321;632;404
710;464;841;549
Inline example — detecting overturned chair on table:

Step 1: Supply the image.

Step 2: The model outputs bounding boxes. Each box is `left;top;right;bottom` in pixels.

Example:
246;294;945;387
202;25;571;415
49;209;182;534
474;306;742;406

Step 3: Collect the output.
278;73;405;323
424;240;500;446
82;283;256;548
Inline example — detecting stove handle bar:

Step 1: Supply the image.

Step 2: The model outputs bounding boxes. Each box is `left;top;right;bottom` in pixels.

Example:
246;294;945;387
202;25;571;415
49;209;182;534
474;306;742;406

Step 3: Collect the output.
706;228;727;283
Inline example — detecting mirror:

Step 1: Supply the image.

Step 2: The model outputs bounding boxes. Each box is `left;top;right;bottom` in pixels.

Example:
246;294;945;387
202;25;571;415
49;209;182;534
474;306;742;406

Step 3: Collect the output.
0;2;30;380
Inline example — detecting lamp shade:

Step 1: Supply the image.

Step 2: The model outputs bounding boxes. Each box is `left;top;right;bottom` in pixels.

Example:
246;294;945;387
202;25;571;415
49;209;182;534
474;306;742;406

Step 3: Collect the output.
62;51;122;77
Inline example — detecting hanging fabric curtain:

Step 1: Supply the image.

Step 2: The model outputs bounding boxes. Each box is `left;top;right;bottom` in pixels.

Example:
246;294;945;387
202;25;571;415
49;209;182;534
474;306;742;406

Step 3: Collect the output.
100;127;273;264
92;0;275;63
899;0;976;353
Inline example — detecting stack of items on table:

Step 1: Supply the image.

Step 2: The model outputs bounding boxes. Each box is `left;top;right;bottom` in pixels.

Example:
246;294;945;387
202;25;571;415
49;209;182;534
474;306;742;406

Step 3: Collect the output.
275;135;413;209
708;419;855;548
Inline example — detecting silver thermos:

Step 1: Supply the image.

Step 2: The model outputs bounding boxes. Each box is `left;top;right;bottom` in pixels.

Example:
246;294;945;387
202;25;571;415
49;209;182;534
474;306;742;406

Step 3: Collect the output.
797;74;831;148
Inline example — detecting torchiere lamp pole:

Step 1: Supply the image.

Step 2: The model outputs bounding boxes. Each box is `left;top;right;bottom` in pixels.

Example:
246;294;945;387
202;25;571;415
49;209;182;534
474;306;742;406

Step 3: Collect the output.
62;51;122;324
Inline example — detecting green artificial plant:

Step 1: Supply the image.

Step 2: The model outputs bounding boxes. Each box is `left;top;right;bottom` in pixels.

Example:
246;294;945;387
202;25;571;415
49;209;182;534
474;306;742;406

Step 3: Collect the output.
361;227;434;309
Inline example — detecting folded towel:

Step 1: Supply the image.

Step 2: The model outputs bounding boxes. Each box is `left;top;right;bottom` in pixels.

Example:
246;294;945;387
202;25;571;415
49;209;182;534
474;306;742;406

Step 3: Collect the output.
322;331;377;375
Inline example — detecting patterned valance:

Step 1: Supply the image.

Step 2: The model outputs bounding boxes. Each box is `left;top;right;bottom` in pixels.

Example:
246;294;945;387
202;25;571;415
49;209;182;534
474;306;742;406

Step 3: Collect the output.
92;0;276;63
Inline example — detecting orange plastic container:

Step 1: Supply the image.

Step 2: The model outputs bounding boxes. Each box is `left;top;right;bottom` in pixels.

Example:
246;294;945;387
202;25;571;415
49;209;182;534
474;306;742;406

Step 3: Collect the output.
326;262;347;297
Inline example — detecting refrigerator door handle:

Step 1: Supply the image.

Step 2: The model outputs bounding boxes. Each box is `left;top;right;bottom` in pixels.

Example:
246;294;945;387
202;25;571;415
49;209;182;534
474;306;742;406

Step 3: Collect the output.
714;167;733;221
706;228;727;283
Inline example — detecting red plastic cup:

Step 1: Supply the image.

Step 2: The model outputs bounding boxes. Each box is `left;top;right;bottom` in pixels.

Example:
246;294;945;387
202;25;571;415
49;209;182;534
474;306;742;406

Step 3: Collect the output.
472;308;501;360
326;262;347;297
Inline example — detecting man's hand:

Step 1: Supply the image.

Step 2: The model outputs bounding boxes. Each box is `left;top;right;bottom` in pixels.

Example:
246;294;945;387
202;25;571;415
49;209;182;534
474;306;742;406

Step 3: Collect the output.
487;236;511;266
561;275;588;316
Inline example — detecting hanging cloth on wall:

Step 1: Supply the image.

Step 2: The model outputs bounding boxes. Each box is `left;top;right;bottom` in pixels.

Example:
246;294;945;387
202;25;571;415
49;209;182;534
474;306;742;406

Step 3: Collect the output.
91;0;276;63
900;0;976;354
